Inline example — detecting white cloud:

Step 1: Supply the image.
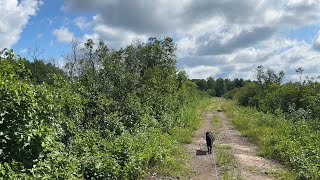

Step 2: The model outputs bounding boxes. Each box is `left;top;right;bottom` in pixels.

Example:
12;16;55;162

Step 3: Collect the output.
195;26;274;55
52;27;74;43
183;65;220;79
63;0;320;80
80;15;148;49
0;0;42;49
178;37;320;81
74;16;91;30
176;35;197;57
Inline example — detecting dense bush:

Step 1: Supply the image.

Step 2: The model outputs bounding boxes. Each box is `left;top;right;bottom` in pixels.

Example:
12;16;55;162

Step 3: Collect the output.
0;38;206;179
230;81;320;120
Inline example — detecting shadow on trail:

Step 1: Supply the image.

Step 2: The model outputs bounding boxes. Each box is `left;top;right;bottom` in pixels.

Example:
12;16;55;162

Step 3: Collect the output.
196;149;207;156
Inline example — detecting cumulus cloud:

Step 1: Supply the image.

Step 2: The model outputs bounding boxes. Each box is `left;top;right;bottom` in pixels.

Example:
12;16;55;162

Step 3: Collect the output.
63;0;189;34
62;0;320;80
63;0;320;33
196;26;274;55
52;27;74;43
183;65;220;79
0;0;42;49
179;38;320;81
79;15;148;49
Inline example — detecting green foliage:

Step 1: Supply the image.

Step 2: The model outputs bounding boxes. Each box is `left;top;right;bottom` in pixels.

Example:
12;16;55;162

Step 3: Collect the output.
256;65;284;86
232;83;262;107
219;66;320;179
23;60;65;84
222;99;317;179
170;97;210;144
1;57;49;168
191;78;248;97
0;39;206;179
216;145;241;180
227;66;320;120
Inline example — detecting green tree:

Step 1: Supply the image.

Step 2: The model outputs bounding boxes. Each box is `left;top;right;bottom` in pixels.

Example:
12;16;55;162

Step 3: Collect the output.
215;78;226;97
256;66;284;86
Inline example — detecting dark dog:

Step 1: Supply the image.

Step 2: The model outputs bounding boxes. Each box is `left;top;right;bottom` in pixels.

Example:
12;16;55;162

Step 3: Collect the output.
206;132;215;154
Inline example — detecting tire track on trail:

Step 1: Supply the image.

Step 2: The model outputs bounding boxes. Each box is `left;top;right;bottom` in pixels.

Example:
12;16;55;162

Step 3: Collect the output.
184;111;220;180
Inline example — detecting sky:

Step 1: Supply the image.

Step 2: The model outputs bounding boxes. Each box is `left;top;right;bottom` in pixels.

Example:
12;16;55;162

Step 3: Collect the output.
2;0;320;81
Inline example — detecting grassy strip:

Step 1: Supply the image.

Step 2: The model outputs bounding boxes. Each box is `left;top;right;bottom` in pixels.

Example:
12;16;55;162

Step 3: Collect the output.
151;98;213;177
209;102;242;180
220;99;301;179
171;98;212;144
215;144;242;180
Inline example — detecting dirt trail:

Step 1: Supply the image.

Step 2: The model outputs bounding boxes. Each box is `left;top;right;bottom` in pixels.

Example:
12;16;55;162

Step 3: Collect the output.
184;111;220;180
217;111;285;180
146;111;219;180
148;109;286;180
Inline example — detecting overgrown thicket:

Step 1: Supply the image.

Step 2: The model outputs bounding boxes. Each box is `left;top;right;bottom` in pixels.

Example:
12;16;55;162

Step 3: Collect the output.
0;37;206;179
224;66;320;179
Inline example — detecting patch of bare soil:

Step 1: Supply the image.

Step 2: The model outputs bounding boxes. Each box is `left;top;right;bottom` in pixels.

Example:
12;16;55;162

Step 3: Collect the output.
183;112;220;180
217;111;285;180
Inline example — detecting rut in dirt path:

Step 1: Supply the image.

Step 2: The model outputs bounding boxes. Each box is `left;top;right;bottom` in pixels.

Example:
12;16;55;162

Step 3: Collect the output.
184;111;220;180
216;111;286;180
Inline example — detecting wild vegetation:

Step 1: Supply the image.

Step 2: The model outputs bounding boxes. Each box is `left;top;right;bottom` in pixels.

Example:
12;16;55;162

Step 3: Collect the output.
219;66;320;179
2;34;320;179
0;37;208;179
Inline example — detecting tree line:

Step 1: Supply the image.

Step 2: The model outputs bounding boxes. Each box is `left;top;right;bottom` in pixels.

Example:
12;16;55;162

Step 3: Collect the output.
192;77;250;97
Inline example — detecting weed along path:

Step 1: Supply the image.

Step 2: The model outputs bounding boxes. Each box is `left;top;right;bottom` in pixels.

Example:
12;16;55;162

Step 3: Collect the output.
184;111;220;180
216;110;286;180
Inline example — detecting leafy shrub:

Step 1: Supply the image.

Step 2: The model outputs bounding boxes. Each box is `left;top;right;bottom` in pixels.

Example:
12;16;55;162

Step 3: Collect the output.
1;38;206;179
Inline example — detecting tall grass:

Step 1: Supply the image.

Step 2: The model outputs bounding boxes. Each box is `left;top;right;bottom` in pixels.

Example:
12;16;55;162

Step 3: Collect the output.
221;99;317;179
153;97;212;177
170;98;212;144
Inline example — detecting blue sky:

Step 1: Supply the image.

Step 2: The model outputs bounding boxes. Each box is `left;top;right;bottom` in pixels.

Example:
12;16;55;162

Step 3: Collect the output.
12;0;93;59
2;0;320;80
287;24;320;43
